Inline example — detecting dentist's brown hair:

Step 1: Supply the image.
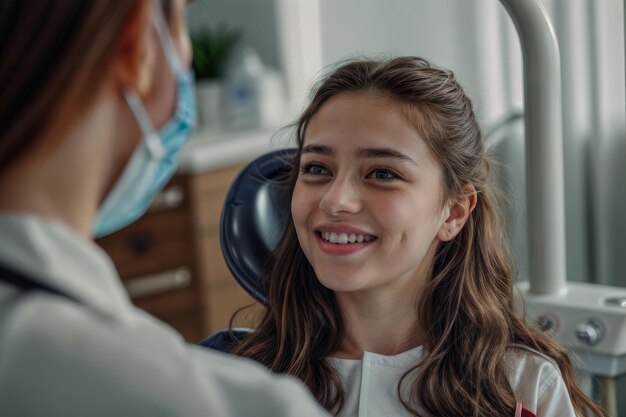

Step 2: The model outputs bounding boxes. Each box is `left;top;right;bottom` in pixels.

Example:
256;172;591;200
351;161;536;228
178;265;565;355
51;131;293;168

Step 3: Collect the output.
0;0;172;174
232;57;606;417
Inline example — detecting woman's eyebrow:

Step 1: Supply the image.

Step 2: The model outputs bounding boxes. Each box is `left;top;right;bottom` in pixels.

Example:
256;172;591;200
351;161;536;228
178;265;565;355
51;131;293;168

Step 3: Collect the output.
356;147;418;166
301;144;334;156
301;145;418;166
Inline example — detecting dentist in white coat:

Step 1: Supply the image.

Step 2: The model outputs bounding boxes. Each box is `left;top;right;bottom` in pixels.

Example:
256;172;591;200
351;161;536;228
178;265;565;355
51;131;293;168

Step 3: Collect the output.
0;1;328;416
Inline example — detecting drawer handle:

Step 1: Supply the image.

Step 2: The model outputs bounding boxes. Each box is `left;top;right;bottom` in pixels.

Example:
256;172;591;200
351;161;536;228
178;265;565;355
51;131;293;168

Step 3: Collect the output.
149;185;184;212
124;267;191;299
128;234;154;254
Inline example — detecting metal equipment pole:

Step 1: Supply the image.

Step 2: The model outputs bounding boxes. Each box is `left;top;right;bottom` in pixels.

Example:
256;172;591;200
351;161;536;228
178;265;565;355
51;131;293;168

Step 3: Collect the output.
498;0;567;295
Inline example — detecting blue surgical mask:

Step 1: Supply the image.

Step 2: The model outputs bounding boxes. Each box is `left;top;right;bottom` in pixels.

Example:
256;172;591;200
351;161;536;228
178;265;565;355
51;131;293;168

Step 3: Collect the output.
93;6;196;238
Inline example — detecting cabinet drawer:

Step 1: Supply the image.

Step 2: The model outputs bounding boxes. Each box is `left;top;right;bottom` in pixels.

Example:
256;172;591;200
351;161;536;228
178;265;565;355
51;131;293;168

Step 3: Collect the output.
97;210;193;278
97;208;191;256
115;238;195;281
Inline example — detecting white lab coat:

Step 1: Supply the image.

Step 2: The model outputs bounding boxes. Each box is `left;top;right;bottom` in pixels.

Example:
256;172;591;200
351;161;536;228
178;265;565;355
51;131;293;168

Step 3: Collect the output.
329;344;577;417
0;214;328;417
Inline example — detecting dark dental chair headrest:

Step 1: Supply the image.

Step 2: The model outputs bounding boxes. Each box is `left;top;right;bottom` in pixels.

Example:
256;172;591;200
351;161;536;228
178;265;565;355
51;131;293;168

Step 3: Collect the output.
219;148;298;305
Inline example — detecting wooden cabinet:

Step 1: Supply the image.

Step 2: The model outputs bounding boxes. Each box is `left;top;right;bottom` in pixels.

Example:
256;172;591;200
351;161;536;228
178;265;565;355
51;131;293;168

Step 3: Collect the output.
96;164;263;343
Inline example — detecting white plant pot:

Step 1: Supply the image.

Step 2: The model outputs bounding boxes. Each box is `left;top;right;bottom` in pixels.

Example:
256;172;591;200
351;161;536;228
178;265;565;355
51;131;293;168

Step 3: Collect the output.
195;79;223;130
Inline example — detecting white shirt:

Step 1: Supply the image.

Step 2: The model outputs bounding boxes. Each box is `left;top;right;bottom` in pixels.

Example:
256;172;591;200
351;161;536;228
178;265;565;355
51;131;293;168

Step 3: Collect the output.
329;345;577;417
0;214;328;417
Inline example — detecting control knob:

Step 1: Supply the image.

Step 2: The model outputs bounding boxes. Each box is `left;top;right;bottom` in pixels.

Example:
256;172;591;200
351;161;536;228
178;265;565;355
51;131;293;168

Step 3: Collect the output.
575;319;604;346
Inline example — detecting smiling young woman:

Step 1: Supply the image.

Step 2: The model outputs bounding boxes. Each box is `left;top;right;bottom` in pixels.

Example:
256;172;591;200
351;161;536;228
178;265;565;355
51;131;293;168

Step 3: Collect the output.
225;57;607;417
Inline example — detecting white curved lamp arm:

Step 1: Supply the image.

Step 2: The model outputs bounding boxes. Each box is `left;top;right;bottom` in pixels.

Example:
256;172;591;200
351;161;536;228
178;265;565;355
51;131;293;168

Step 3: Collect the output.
499;0;567;295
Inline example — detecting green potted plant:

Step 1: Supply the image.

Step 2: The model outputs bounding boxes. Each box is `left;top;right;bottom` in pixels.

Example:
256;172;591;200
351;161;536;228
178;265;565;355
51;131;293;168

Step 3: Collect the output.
191;24;241;129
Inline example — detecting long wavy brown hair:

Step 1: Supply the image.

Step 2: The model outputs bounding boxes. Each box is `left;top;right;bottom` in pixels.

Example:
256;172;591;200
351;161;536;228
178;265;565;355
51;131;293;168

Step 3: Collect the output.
231;57;606;417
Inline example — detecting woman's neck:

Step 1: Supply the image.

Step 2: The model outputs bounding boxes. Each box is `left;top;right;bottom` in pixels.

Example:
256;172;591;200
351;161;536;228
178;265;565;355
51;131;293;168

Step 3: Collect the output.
333;287;426;359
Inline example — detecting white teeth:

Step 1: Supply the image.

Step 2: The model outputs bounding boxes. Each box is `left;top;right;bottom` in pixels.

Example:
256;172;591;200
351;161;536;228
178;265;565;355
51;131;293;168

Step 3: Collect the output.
320;231;374;244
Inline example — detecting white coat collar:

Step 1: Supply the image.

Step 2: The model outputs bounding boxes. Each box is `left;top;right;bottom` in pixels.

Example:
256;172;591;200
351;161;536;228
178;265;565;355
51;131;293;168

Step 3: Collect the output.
0;213;132;318
328;345;425;368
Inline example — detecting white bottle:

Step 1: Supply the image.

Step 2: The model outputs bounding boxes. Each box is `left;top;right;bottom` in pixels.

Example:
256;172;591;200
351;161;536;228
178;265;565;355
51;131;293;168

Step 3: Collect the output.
224;47;264;130
258;69;287;129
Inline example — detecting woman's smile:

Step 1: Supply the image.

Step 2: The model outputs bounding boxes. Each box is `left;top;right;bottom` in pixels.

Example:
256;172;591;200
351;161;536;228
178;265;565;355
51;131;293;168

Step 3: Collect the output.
315;226;378;256
316;223;377;246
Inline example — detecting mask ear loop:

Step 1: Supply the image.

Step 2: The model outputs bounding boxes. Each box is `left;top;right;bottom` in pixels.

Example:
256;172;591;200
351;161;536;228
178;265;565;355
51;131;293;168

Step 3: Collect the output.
121;3;182;160
123;90;165;159
151;3;184;75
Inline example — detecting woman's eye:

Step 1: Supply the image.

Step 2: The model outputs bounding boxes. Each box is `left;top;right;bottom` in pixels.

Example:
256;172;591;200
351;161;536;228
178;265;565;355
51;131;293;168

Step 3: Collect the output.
300;163;331;177
367;169;399;181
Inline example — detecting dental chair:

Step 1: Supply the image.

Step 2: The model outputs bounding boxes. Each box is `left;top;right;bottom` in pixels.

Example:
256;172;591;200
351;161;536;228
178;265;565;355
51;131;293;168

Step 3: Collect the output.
199;148;297;352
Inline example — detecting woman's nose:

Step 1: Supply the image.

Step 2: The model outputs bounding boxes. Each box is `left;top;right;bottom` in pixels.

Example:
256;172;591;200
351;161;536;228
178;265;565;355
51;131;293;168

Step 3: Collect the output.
319;176;362;216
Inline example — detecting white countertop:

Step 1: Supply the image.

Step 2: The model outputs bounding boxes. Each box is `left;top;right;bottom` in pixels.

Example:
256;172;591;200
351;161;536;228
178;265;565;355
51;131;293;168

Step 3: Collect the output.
178;126;295;173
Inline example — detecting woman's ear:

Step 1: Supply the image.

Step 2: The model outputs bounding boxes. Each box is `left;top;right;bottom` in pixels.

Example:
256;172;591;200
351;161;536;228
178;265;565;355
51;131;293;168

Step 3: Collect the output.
112;0;156;96
437;184;478;242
